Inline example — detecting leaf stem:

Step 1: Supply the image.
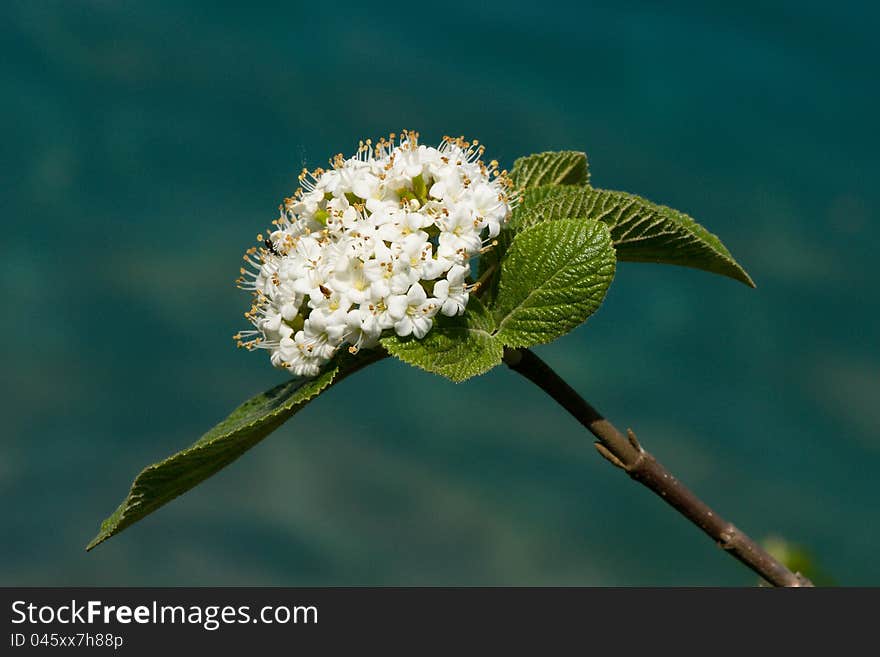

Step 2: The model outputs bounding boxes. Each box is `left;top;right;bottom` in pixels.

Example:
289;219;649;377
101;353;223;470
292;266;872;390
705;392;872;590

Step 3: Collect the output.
502;347;813;587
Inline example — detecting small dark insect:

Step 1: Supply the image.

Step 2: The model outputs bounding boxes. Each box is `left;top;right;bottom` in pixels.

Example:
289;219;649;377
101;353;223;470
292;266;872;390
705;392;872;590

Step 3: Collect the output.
264;238;279;255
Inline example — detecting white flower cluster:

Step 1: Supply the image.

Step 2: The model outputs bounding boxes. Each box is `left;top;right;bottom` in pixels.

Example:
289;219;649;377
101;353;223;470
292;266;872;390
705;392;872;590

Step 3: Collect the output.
235;131;515;376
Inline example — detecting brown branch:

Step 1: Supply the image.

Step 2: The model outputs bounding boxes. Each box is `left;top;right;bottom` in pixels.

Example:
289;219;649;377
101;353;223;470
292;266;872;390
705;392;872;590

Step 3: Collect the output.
503;347;813;587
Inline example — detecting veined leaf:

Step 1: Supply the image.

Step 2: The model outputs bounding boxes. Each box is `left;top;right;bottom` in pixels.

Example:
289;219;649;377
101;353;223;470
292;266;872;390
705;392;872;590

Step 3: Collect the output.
381;297;502;383
510;151;589;189
478;184;571;304
508;184;572;233
86;351;384;550
481;150;589;306
534;187;755;287
494;219;616;347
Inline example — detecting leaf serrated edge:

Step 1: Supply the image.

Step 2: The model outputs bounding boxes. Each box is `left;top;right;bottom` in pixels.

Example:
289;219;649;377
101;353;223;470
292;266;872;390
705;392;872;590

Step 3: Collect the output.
511;151;589;189
86;351;385;550
534;188;755;288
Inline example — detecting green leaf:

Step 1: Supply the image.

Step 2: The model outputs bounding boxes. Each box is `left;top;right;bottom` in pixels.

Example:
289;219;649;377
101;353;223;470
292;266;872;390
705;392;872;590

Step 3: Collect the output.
534;187;755;287
381;297;502;383
510;151;589;189
508;184;572;233
494;218;616;347
480;152;589;306
477;184;571;305
86;352;383;550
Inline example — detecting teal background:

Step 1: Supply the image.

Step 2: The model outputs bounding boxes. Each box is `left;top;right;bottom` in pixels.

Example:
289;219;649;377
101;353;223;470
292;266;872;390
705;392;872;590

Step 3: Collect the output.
2;1;877;585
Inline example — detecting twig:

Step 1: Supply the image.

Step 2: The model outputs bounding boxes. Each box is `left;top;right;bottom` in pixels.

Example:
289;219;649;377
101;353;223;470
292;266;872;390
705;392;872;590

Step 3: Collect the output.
502;347;813;587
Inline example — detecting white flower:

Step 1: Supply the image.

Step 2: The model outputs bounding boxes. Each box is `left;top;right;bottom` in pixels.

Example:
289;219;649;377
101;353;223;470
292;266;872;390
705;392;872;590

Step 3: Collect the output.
467;182;507;238
391;283;440;338
235;131;515;376
434;264;470;316
343;308;381;354
438;207;483;260
369;294;406;331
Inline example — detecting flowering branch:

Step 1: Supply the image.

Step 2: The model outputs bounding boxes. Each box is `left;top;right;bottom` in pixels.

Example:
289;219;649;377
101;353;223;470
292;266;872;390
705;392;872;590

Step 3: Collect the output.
91;139;785;587
502;347;813;587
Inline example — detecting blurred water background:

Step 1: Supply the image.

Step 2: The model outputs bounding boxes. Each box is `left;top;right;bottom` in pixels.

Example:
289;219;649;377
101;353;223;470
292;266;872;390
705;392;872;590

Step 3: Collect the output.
1;0;877;585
